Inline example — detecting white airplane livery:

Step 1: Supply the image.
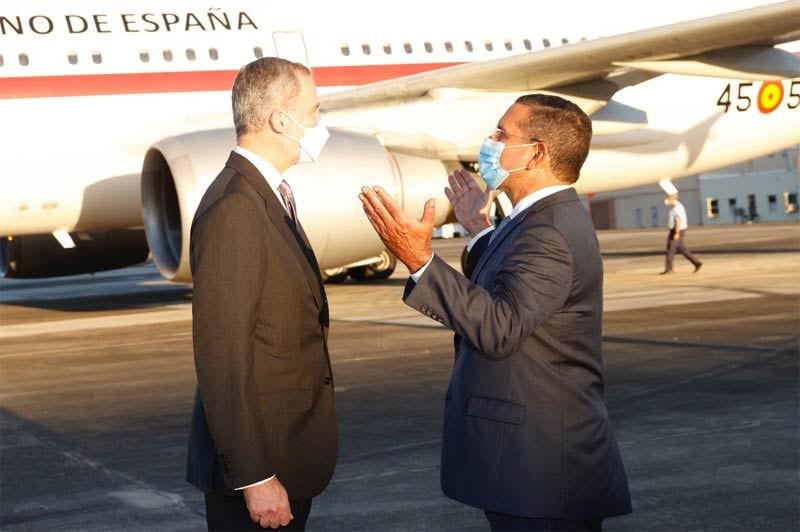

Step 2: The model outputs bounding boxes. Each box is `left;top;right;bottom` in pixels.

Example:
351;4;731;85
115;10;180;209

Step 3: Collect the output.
1;0;799;282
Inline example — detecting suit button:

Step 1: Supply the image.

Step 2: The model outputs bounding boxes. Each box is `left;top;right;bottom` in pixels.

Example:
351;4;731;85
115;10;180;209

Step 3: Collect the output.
324;376;332;385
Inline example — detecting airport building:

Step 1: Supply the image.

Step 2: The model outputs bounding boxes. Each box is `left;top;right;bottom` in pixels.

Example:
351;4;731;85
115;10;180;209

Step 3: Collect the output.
586;146;800;230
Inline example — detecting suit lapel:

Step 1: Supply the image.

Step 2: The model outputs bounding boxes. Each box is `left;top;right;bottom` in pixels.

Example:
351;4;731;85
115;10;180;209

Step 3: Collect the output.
225;152;324;308
471;188;580;281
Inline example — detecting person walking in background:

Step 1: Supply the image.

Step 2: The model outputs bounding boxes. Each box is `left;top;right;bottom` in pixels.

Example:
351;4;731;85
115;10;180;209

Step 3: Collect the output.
661;193;703;275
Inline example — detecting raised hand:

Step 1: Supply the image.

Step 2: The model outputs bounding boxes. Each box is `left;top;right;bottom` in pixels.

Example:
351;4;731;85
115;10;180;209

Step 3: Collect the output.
359;186;435;274
444;168;493;235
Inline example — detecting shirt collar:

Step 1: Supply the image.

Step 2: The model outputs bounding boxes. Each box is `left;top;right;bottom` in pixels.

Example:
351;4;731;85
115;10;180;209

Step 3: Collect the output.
509;184;572;219
233;146;289;213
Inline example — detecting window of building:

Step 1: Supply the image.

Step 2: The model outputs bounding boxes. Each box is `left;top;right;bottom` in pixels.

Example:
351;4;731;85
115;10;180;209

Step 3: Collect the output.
340;44;350;56
383;43;392;55
254;46;263;58
403;42;413;54
186;49;196;61
464;40;473;52
768;194;778;212
163;49;173;62
706;198;719;218
444;41;453;53
523;38;532;50
784;192;798;214
542;38;551;48
504;40;513;51
92;52;102;64
209;48;219;60
67;52;78;65
140;50;150;63
485;40;494;51
650;206;659;227
635;208;643;228
424;42;433;53
362;43;371;55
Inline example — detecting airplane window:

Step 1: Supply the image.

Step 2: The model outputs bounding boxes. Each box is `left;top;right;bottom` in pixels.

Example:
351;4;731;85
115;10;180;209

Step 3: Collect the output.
140;51;150;63
340;44;350;56
0;54;4;67
362;43;371;55
504;40;513;51
543;38;551;48
464;41;473;52
67;52;78;65
18;53;29;66
562;37;569;44
523;39;532;50
163;49;173;62
444;41;453;53
209;48;219;60
92;52;102;64
485;40;493;52
383;43;392;55
186;49;196;61
424;42;433;53
254;46;263;58
403;42;413;54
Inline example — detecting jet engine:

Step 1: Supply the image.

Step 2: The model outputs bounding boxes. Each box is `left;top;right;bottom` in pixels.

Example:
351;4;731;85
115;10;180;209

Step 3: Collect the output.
141;128;450;283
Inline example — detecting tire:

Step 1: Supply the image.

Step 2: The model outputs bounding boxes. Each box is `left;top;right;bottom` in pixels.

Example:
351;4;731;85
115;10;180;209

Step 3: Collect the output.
322;267;349;284
349;250;397;281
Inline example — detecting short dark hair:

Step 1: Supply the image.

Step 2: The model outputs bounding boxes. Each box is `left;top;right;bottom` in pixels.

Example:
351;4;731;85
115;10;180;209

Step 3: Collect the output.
514;94;592;184
232;57;311;136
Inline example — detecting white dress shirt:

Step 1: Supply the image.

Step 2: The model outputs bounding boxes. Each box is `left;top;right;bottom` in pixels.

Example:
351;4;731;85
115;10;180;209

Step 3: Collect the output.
231;145;284;490
233;146;293;217
410;185;573;282
668;201;689;231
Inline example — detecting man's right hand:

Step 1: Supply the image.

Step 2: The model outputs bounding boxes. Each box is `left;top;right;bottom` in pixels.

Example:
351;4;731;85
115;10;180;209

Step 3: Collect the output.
444;168;493;235
243;477;293;529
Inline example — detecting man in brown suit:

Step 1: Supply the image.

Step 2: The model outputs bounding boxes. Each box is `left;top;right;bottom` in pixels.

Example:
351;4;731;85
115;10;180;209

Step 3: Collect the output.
186;57;337;531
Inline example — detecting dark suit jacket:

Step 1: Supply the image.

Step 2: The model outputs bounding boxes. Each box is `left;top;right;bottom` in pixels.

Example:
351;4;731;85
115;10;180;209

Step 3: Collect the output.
186;152;337;500
404;188;631;519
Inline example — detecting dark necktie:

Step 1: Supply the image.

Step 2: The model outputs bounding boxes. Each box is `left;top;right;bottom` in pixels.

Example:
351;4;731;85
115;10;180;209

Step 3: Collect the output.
489;215;512;244
278;180;297;226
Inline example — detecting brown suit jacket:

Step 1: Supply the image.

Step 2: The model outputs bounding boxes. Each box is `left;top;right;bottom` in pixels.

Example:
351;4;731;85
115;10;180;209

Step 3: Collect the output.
186;151;337;499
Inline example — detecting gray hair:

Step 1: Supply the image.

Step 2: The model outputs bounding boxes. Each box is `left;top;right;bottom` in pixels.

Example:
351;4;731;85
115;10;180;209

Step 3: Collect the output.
232;57;311;136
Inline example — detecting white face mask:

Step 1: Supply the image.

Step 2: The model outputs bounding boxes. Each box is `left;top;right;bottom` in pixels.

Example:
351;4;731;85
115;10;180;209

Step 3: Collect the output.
282;111;330;164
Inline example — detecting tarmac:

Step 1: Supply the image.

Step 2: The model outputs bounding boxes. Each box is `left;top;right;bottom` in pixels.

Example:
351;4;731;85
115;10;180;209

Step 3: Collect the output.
1;223;798;531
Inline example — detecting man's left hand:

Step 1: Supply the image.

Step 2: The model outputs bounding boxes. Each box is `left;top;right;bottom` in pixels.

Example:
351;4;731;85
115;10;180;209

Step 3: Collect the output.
359;186;435;273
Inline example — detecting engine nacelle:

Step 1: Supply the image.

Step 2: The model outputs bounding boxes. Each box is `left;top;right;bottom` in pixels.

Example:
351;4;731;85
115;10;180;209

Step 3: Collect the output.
142;128;450;283
0;229;149;278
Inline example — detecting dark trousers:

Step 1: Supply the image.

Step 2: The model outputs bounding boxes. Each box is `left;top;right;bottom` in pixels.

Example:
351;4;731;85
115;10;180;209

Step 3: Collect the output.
205;492;311;532
665;229;701;271
485;511;603;532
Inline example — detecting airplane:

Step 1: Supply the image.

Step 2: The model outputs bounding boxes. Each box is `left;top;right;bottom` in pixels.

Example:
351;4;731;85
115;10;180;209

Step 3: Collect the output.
1;0;798;283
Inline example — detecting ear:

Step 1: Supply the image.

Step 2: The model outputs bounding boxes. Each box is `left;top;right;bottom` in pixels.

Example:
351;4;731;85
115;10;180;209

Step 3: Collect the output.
268;109;287;134
526;142;546;170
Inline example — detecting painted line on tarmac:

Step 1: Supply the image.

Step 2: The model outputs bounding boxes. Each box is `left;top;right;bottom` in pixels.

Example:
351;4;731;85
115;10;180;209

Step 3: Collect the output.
0;306;192;339
0;332;191;359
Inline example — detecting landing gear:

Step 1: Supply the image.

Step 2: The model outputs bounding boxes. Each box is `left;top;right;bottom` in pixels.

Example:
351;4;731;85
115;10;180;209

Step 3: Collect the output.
347;250;397;282
322;267;349;284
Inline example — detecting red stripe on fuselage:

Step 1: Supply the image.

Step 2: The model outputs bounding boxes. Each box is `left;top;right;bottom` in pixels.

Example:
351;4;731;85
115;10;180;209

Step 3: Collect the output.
0;62;463;99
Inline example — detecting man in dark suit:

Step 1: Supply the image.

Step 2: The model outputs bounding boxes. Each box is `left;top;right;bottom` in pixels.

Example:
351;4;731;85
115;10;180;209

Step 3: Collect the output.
187;57;337;531
360;95;631;531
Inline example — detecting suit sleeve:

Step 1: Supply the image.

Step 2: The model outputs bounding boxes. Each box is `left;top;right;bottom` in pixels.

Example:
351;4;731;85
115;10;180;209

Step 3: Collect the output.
404;224;573;360
190;193;273;489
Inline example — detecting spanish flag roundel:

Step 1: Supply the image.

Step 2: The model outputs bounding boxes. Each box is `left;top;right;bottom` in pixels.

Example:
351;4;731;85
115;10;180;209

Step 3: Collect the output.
757;81;784;114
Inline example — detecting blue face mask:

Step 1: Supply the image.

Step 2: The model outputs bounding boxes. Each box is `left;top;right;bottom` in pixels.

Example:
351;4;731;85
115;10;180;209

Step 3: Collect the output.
478;138;537;190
